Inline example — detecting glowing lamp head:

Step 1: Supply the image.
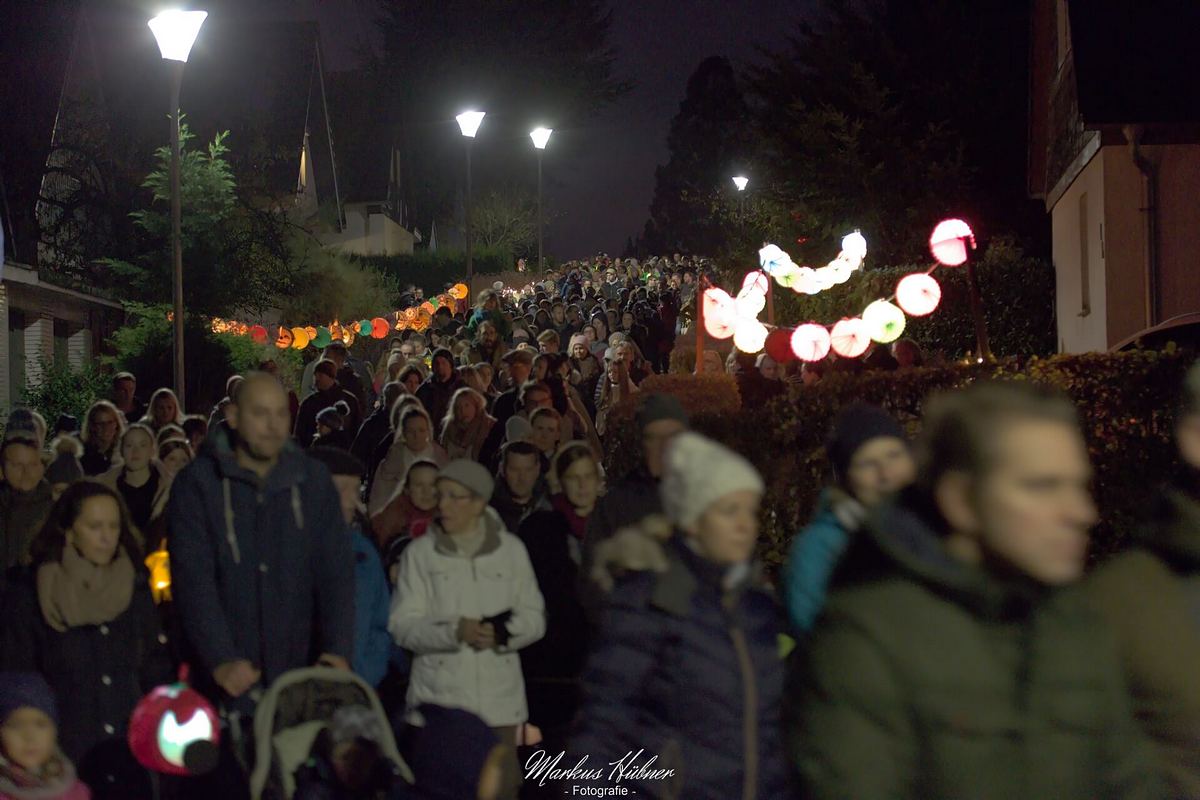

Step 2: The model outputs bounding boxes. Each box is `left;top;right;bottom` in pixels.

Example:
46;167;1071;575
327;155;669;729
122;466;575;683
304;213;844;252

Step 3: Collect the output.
456;111;486;138
530;127;553;149
896;273;942;316
791;323;832;362
929;218;975;266
732;175;749;192
862;299;907;343
830;317;872;358
732;319;768;354
148;10;208;63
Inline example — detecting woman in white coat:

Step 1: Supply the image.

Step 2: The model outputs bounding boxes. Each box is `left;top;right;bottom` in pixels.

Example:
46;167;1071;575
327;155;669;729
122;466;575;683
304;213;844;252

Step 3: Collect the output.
389;458;545;791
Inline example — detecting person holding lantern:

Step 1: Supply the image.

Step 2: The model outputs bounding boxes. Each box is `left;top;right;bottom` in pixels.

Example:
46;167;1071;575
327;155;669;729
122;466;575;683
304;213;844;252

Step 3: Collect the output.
0;480;171;799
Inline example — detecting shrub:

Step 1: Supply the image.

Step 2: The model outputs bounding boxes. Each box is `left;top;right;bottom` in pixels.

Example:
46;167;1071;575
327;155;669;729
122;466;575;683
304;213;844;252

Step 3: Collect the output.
354;247;515;296
20;359;112;429
606;349;1191;572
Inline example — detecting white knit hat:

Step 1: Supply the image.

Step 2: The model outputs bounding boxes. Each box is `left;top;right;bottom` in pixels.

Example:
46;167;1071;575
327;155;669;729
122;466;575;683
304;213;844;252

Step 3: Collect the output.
660;432;764;531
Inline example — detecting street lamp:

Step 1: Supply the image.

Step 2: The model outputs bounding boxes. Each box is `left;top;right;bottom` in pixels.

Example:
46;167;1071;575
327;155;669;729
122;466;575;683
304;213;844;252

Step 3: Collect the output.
732;175;749;192
730;174;770;321
149;9;207;412
456;110;485;299
530;127;552;271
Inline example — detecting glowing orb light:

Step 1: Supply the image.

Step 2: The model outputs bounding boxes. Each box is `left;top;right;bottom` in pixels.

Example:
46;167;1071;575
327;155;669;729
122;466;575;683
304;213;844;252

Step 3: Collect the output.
290;327;309;350
735;287;766;318
929;218;975;266
841;231;868;263
791;323;832;362
896;273;942;316
741;271;770;295
371;318;390;339
732;319;768;353
830;317;872;358
249;325;268;345
862;300;906;343
312;327;332;349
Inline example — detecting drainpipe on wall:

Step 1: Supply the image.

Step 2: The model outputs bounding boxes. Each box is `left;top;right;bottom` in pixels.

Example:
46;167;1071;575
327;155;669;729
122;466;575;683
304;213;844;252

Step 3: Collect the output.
1124;124;1159;328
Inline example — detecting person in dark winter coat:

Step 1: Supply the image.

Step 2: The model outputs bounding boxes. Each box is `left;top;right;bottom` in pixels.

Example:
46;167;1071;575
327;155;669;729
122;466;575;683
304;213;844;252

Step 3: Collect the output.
789;382;1161;799
0;672;91;800
406;705;508;800
516;443;598;764
489;443;549;534
79;402;124;478
0;480;171;800
414;349;464;437
1085;360;1200;798
295;361;363;450
567;433;791;800
351;383;405;468
307;448;392;689
783;403;914;633
312;403;354;451
169;373;355;712
1;437;54;574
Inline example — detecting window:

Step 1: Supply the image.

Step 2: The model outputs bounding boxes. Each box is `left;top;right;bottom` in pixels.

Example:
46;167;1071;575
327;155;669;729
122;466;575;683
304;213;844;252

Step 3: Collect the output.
53;318;69;366
1078;192;1090;317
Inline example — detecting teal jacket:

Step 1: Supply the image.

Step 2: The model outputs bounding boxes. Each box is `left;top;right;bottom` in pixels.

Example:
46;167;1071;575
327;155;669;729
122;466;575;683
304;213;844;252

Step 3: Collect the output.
783;488;860;633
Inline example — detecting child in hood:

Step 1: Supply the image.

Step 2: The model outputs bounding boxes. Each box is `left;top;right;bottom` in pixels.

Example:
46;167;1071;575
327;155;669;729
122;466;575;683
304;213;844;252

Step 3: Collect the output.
293;705;409;800
0;672;90;800
44;439;84;501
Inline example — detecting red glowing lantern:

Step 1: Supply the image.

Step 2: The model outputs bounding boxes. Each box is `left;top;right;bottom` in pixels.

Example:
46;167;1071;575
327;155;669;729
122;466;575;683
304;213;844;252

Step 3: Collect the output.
791;323;832;362
128;666;220;776
249;325;268;345
764;328;796;363
830;317;871;358
929;218;975;266
896;273;942;317
371;317;390;339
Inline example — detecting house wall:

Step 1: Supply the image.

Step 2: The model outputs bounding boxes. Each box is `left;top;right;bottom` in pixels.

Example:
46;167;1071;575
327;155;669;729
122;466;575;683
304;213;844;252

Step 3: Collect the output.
1102;146;1149;347
1153;145;1200;322
1051;151;1108;352
322;205;414;256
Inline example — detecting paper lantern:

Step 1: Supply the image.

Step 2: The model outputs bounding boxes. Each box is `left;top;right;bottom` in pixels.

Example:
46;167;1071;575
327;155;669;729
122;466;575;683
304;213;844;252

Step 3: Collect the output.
929;218;975;266
275;326;293;349
371;317;390;339
741;271;769;295
862;300;906;343
732;319;768;353
419;301;436;316
764;328;796;363
312;327;332;349
304;327;317;343
249;325;268;345
790;323;832;362
896;273;942;316
404;308;419;322
329;321;344;341
735;287;766;318
758;244;793;276
394;317;408;331
357;320;372;336
704;313;737;340
451;283;469;300
775;264;802;289
290;327;310;350
841;231;868;263
341;327;356;347
830;317;871;358
145;547;171;604
129;667;220;776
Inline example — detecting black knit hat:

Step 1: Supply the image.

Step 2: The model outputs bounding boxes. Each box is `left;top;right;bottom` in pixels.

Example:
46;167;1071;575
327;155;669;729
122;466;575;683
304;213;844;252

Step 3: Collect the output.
308;446;366;478
636;393;689;433
0;671;57;725
826;403;906;483
316;402;348;431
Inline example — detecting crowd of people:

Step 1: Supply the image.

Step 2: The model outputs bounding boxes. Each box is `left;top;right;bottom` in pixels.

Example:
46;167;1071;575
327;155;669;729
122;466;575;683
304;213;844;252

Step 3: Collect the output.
0;257;1197;800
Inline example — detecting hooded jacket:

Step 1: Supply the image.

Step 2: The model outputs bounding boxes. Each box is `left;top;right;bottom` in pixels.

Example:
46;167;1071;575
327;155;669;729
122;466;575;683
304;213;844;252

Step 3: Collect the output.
0;481;53;572
388;507;546;727
1085;485;1200;798
414;373;463;437
295;384;362;450
568;535;791;800
790;489;1162;800
167;426;355;699
782;487;868;634
351;527;393;688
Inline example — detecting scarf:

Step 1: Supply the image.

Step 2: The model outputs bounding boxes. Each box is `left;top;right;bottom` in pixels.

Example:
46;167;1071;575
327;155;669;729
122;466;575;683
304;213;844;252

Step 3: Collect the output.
0;750;82;800
36;545;135;633
444;414;495;461
552;493;589;541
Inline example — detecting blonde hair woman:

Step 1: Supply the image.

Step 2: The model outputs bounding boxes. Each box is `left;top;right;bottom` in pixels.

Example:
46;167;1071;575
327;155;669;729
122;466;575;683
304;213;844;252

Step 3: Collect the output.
439;387;496;462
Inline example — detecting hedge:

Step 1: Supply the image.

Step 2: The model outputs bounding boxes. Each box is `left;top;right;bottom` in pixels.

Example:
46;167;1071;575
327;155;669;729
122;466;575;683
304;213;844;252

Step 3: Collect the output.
751;237;1057;359
354;247;515;296
604;348;1192;571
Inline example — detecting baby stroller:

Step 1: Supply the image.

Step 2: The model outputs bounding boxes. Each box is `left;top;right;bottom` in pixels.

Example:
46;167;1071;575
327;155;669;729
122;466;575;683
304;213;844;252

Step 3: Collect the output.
248;667;412;799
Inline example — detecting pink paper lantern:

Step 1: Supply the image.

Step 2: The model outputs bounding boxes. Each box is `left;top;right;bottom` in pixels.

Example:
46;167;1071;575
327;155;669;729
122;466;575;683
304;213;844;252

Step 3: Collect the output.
741;271;770;295
790;323;832;362
830;317;871;358
929;218;975;266
895;273;942;316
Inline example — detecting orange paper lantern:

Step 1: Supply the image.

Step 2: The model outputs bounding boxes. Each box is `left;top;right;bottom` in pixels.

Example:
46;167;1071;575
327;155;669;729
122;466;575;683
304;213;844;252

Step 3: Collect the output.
371;317;390;339
275;326;293;349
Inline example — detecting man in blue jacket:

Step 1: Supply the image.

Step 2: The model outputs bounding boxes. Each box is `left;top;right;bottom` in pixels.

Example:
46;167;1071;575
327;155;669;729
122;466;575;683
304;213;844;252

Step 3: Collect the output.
783;403;915;633
170;373;356;709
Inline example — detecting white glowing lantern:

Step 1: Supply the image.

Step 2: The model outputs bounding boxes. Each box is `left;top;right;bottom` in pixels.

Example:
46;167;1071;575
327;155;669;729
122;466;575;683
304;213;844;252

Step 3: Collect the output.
929;218;975;266
456;110;486;138
841;231;868;263
896;273;942;316
732;319;768;353
830;317;872;358
862;299;907;343
791;324;832;362
758;244;793;276
735;287;766;318
158;710;215;768
703;288;737;340
795;268;820;295
741;271;769;295
529;127;553;149
148;10;208;62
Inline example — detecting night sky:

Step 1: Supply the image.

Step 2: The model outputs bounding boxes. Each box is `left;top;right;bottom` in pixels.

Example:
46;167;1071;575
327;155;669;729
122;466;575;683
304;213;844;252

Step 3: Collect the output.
241;0;807;259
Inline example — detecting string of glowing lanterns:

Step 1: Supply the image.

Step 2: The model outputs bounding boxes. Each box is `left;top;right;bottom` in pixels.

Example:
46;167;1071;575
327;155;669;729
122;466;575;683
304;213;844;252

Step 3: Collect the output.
702;219;976;361
208;283;471;351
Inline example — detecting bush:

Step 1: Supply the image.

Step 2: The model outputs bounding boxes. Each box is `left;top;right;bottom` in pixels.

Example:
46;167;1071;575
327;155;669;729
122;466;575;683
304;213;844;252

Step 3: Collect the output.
108;304;303;415
20;359;112;430
605;349;1191;572
355;247;515;296
736;237;1056;359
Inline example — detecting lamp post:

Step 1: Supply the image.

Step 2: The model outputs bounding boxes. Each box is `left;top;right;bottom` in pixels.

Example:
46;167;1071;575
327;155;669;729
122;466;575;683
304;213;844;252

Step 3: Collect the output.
149;9;207;412
733;175;770;323
456;110;485;300
530;127;552;271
